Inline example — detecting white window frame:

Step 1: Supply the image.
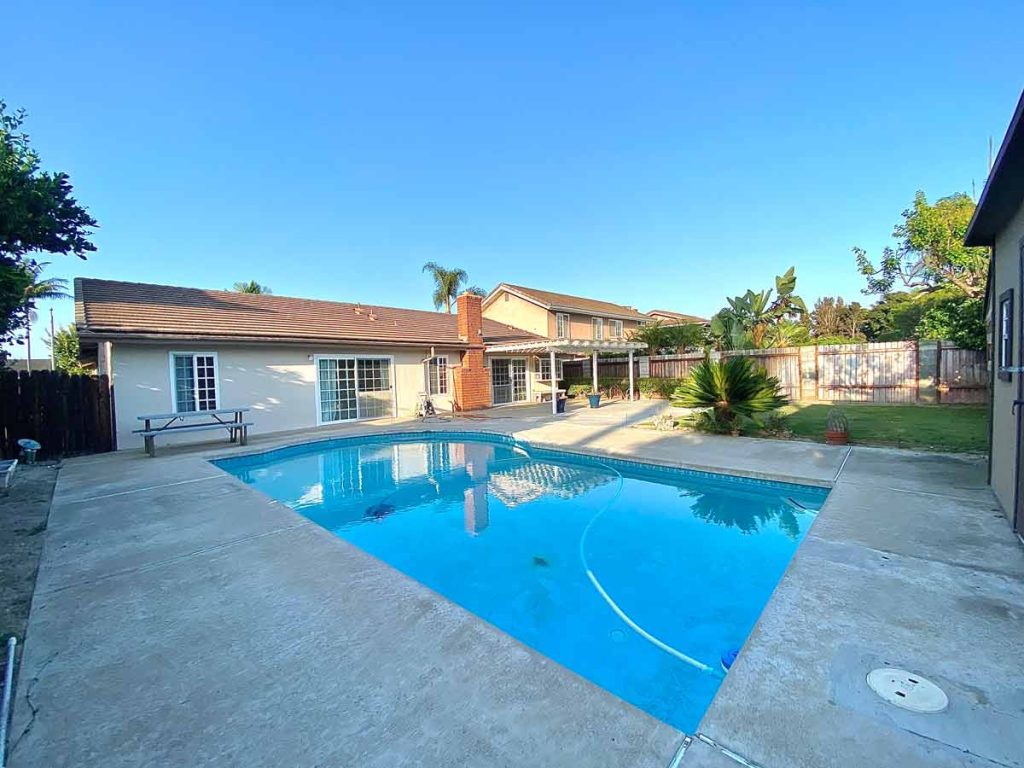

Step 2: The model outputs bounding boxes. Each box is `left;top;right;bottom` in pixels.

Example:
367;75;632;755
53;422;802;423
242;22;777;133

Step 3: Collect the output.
555;312;570;339
592;317;604;340
313;354;397;425
168;351;220;413
536;357;564;382
427;355;449;395
610;319;623;339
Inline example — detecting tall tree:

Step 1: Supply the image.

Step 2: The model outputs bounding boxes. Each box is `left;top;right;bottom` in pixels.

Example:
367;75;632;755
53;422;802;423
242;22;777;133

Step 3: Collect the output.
422;262;474;313
45;322;87;375
809;296;866;340
0;100;97;363
854;191;988;298
231;280;272;294
21;263;70;369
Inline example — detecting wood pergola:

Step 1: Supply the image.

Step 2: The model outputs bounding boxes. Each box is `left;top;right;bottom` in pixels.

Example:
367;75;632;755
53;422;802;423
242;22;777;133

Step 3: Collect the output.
483;339;648;415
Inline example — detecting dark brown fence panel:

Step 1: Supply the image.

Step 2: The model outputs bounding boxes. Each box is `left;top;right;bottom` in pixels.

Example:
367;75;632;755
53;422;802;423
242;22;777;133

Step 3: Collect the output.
562;357;641;381
937;344;988;404
649;354;704;380
0;370;114;459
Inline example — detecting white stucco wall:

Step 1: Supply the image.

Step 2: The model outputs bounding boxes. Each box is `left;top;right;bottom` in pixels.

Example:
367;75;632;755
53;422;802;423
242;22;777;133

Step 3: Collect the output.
991;203;1024;522
110;342;454;451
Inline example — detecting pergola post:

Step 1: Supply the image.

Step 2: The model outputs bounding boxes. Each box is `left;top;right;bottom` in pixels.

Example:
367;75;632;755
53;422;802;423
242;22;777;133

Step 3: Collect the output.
550;348;558;416
628;348;634;402
591;350;599;393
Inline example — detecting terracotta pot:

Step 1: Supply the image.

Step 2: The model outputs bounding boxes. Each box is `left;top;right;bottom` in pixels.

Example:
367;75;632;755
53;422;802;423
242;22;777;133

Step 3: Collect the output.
825;430;849;445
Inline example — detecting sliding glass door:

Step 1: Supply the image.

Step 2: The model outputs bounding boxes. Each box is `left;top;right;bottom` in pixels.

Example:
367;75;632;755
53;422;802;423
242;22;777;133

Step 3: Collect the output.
490;358;528;406
316;356;394;423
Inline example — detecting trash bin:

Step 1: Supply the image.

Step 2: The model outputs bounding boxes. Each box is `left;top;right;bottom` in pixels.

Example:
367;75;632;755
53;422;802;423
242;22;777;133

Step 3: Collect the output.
556;397;566;414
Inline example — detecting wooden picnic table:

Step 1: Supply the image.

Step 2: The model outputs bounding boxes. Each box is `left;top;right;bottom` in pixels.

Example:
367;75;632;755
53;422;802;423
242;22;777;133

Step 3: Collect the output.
134;407;252;457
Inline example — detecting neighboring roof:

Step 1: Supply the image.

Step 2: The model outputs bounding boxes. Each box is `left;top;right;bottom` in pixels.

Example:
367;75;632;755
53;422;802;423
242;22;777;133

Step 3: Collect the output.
75;279;538;347
965;89;1024;246
483;283;649;321
645;309;709;324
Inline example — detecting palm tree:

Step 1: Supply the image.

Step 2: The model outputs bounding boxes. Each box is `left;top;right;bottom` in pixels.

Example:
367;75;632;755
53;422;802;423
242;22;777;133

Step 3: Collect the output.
422;262;476;313
22;263;70;371
671;356;788;429
232;280;272;294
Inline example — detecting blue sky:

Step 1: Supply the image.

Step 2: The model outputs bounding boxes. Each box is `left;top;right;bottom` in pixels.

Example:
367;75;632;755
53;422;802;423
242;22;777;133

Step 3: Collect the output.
5;1;1023;357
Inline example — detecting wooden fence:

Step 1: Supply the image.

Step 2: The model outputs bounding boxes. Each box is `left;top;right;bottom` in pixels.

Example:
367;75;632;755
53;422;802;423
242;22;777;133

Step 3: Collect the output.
0;370;114;459
563;340;988;404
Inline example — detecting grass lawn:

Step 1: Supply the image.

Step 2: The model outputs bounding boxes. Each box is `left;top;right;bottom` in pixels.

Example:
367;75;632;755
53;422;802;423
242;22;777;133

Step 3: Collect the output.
775;403;989;453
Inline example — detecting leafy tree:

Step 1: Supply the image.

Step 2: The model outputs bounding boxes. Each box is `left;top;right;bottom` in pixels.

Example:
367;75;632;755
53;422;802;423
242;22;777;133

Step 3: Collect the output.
916;295;986;350
710;267;806;349
671;356;789;431
854;191;988;298
422;262;476;313
231;280;272;294
21;262;70;367
810;297;866;340
860;291;923;341
629;321;707;354
764;320;811;348
1;101;96;363
45;322;87;374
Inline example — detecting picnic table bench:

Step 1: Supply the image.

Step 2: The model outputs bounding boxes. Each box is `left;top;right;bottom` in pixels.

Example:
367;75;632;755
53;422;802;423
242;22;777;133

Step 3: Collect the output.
134;407;252;457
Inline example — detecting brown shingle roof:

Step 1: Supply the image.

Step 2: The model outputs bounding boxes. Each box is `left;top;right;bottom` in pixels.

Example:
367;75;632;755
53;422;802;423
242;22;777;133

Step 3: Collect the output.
646;309;709;324
75;279;538;347
486;283;649;320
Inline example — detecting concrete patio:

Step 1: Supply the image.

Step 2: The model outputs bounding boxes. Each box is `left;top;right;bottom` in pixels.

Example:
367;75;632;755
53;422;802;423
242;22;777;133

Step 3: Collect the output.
7;409;1023;768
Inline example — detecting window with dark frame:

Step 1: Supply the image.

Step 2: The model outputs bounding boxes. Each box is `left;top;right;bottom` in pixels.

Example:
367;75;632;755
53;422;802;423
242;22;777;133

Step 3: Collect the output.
999;289;1014;382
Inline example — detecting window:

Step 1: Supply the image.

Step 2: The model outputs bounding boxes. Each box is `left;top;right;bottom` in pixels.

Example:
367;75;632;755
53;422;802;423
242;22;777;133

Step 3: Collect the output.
999;289;1014;382
170;353;218;413
592;317;604;340
610;319;623;338
427;355;449;395
556;313;570;339
316;355;394;423
536;357;564;381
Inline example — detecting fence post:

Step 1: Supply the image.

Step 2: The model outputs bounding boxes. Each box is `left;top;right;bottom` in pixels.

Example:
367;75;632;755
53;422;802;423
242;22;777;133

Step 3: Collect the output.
638;355;650;378
799;346;817;402
917;340;939;404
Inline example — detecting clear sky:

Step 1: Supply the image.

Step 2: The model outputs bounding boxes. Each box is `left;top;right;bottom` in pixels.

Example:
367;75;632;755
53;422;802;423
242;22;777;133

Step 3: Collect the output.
5;0;1023;358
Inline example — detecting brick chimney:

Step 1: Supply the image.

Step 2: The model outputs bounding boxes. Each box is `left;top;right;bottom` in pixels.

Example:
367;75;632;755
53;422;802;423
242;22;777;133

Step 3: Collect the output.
456;292;483;342
453;292;491;411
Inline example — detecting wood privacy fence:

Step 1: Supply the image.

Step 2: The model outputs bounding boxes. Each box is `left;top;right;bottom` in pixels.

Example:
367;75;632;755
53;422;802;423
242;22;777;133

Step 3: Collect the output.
0;370;114;459
564;340;988;405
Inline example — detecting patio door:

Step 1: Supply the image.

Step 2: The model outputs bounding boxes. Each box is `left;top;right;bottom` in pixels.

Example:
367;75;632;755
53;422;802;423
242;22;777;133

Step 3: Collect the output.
491;358;528;406
317;356;394;424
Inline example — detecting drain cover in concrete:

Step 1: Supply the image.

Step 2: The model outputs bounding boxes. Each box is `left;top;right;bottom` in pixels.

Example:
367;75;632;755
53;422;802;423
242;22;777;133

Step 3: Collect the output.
866;668;948;713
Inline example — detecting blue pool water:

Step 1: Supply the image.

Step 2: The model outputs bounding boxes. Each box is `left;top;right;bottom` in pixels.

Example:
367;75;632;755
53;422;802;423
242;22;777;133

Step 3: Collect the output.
215;433;827;733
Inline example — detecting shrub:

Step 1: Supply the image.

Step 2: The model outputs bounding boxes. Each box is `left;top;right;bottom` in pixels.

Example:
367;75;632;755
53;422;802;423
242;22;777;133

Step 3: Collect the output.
671;356;789;428
637;377;683;399
758;410;792;438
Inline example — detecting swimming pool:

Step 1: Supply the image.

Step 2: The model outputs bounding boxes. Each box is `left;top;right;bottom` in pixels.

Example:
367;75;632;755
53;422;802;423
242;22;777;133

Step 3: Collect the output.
215;432;828;733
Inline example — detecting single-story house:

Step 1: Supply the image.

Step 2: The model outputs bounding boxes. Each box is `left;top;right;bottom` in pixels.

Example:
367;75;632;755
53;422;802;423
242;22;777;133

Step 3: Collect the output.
76;279;645;451
964;88;1024;536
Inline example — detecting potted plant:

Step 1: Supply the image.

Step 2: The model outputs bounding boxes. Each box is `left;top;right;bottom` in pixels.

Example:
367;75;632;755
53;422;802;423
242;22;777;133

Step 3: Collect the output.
587;390;602;408
825;407;849;445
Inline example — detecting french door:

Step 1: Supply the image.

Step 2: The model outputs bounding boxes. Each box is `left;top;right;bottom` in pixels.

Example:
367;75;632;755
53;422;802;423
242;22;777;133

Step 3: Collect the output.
316;355;395;424
491;358;528;406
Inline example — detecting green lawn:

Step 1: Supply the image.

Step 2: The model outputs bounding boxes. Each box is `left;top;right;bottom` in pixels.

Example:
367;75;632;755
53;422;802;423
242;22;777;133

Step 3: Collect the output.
775;403;989;453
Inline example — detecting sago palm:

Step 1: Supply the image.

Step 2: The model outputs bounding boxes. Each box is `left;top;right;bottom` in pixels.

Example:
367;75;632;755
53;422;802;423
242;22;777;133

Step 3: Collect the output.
422;262;470;313
671;356;788;426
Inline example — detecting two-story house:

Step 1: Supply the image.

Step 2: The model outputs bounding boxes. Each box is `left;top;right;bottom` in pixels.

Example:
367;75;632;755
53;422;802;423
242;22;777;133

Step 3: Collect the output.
481;284;651;404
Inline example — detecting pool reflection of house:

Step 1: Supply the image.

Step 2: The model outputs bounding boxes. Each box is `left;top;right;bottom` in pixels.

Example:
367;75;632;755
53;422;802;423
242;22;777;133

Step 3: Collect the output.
289;439;613;536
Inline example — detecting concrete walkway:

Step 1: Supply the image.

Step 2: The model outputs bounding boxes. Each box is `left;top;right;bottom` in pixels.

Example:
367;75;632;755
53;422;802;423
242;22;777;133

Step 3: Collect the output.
8;411;1024;768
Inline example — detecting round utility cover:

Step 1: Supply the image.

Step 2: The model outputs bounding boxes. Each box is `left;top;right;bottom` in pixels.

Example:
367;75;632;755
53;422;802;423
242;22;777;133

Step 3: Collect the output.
866;668;948;713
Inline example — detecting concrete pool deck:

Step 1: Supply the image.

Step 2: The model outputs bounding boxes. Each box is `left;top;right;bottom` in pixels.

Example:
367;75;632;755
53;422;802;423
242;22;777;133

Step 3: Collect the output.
7;409;1024;768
